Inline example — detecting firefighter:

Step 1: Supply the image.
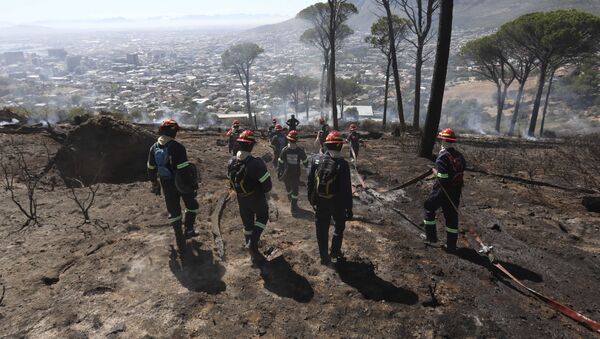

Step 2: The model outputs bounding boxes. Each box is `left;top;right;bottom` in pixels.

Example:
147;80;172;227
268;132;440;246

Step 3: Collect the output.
147;119;200;243
346;123;364;162
228;130;273;265
270;124;287;166
267;118;277;139
314;117;330;152
307;131;353;266
277;130;308;215
286;114;300;131
423;128;466;253
225;120;242;154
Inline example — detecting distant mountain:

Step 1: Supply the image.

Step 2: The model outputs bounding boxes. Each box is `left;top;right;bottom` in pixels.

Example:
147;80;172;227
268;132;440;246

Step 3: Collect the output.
252;0;600;34
349;0;600;31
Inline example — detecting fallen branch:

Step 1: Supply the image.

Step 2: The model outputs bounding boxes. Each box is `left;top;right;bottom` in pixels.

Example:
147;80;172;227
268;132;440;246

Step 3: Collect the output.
467;167;599;194
211;191;230;259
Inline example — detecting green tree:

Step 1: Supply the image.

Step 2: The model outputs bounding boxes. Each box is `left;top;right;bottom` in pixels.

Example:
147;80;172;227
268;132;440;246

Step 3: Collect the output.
366;15;409;128
398;0;440;129
336;77;362;119
460;34;516;133
500;10;600;136
419;0;453;158
222;42;264;129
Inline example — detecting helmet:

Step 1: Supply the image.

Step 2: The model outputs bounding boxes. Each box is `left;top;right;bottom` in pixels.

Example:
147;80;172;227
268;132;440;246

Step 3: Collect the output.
159;118;180;134
275;124;283;131
349;123;357;131
319;117;325;124
324;131;344;144
232;120;240;127
236;130;256;144
286;130;299;142
272;118;277;124
437;128;457;142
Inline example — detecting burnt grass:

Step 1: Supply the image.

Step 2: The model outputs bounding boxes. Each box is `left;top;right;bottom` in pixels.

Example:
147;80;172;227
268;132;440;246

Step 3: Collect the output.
0;127;599;338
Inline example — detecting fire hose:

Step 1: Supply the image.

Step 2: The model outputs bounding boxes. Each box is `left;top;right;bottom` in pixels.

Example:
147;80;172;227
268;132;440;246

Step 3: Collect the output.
356;166;600;333
436;181;600;334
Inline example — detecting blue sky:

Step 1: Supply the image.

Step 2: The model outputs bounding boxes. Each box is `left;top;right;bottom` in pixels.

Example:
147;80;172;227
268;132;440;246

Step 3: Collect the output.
1;0;322;24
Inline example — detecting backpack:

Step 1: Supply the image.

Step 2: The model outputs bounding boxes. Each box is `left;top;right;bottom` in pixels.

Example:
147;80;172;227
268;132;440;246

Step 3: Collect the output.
315;153;340;199
154;142;174;179
445;151;465;187
228;158;254;196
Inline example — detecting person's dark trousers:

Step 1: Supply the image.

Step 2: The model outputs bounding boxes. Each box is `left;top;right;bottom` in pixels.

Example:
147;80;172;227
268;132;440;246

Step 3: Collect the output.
423;186;461;250
315;197;346;261
237;193;269;249
284;175;300;211
161;178;200;232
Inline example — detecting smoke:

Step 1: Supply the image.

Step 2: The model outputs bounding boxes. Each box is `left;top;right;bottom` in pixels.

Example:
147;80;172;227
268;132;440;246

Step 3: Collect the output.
0;118;19;126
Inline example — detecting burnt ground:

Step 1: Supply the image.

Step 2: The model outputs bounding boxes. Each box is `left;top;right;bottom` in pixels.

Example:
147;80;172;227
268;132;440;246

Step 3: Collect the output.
0;128;599;338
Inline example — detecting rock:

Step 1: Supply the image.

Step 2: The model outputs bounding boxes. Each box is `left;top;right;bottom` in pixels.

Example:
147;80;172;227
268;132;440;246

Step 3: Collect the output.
582;196;600;213
108;323;126;334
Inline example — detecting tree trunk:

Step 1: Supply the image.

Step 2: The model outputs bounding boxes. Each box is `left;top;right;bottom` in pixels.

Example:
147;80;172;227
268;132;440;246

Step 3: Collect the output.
540;70;555;137
528;62;547;136
383;58;391;129
320;59;327;111
508;81;526;136
306;90;311;121
329;1;338;130
413;45;424;130
499;83;510;133
384;1;405;129
245;82;255;129
495;83;502;133
325;52;331;105
419;0;453;159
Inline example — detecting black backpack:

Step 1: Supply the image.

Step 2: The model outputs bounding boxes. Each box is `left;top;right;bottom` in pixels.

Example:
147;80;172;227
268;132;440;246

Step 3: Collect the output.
228;158;254;196
315;153;340;199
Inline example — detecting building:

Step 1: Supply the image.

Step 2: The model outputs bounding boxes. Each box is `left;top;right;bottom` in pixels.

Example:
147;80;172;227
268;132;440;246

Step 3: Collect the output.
3;52;25;65
66;55;82;73
48;49;68;60
126;53;140;66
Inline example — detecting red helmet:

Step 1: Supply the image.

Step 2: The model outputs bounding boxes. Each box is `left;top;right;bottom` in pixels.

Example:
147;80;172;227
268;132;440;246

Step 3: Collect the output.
349;123;357;131
324;131;344;144
275;124;283;131
236;130;256;144
319;117;325;124
437;128;457;142
286;130;299;142
232;120;240;127
159;118;179;133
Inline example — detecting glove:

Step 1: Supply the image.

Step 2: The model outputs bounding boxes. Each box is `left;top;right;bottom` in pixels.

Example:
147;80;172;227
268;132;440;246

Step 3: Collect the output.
151;181;161;196
345;209;353;221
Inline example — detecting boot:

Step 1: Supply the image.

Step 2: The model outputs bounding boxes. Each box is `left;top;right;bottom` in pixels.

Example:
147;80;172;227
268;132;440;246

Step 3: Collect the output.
184;212;199;239
424;222;438;243
291;199;299;215
330;232;344;260
444;232;458;253
248;227;266;267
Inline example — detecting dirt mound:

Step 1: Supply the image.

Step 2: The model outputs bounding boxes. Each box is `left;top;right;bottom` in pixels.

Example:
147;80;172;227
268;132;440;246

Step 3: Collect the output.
0;107;26;124
54;116;156;185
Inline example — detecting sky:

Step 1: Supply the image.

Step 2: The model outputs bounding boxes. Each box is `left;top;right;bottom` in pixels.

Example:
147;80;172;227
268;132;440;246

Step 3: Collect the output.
0;0;322;25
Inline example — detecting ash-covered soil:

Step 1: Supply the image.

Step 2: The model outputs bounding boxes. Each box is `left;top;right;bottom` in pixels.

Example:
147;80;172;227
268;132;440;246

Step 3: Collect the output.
0;127;599;338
